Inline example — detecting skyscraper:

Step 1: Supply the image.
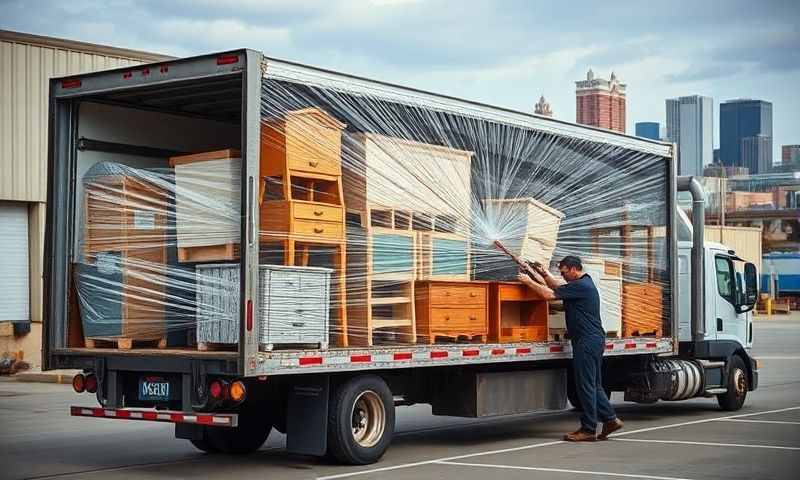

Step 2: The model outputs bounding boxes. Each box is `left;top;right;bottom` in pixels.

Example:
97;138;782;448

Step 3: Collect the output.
635;122;660;140
741;135;772;174
665;95;714;176
575;69;626;133
720;99;773;173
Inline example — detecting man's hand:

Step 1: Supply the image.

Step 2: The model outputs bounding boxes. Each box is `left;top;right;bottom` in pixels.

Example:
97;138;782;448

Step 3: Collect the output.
517;272;556;300
531;261;548;278
517;272;537;287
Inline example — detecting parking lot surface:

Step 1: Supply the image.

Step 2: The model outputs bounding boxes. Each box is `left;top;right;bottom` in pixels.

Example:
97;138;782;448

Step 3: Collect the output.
1;316;798;480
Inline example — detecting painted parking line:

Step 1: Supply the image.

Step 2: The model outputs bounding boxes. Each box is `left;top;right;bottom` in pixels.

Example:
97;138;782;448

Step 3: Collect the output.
718;418;800;425
436;461;697;480
607;405;800;438
316;405;800;480
614;438;800;451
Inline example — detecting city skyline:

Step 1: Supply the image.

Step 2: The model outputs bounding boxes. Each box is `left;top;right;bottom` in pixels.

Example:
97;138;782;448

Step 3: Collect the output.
1;0;797;159
666;95;714;176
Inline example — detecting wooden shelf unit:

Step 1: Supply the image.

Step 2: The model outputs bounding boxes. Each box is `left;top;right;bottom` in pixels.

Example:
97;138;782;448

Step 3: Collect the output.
622;282;664;337
489;282;549;343
259;108;349;347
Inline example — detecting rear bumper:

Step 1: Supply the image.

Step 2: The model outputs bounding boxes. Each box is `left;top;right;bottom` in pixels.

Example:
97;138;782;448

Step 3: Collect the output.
70;406;238;427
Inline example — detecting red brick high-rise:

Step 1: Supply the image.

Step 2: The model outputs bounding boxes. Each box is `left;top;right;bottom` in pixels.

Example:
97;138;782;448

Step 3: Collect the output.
575;69;626;133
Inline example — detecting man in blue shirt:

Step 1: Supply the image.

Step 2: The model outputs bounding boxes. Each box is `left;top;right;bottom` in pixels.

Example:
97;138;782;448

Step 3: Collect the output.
518;255;624;442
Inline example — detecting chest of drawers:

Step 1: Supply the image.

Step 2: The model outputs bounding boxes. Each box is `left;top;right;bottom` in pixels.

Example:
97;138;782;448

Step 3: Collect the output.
195;264;332;350
415;281;489;343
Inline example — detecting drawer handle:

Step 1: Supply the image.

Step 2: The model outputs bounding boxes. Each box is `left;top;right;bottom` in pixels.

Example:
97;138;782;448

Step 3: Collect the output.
292;322;305;327
444;315;450;321
469;315;477;320
313;210;324;216
469;292;477;297
314;227;324;233
309;161;319;168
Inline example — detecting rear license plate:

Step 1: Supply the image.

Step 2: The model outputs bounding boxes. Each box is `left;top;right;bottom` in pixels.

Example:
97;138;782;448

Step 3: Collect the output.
139;376;171;401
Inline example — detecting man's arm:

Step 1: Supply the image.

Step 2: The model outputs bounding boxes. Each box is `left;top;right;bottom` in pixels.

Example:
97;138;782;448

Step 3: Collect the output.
517;273;557;300
532;263;566;289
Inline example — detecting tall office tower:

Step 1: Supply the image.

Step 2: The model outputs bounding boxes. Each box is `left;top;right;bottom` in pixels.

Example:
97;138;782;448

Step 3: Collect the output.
720;99;773;173
742;135;773;174
665;95;714;176
575;69;626;133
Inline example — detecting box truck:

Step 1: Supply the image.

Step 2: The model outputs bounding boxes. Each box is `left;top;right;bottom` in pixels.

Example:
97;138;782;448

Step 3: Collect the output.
45;50;759;464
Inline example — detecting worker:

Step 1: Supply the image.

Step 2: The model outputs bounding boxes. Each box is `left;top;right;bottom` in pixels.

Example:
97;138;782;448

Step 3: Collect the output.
517;255;624;442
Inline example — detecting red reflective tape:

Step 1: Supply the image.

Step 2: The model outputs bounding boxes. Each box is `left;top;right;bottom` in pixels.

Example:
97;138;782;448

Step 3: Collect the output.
170;414;184;422
93;408;105;417
299;356;323;366
625;343;637;349
246;300;253;331
122;71;132;79
143;411;158;421
393;352;412;361
350;354;371;363
549;345;564;353
491;348;506;355
646;342;657;349
516;347;531;354
141;67;150;76
430;351;448;359
115;410;130;419
606;343;614;350
159;64;169;74
196;415;214;425
462;349;480;357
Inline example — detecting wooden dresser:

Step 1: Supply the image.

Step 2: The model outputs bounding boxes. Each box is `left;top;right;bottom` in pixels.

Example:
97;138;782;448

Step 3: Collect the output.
415;281;489;343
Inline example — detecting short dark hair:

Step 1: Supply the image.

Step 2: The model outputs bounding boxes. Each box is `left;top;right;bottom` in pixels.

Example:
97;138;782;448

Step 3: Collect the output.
558;255;583;270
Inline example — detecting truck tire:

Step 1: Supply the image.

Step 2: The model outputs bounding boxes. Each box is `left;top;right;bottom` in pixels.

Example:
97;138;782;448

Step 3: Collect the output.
327;375;395;465
202;416;272;454
717;355;748;411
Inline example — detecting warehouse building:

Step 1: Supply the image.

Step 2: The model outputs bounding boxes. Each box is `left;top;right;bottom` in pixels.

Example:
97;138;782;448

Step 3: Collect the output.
0;30;171;368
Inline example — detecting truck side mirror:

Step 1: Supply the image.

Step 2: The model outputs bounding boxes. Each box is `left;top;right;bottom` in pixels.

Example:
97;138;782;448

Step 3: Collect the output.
743;263;758;306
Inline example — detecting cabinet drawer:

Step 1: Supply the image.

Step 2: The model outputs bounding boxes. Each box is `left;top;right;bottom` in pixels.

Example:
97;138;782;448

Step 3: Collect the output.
293;202;343;223
430;307;487;330
429;285;486;307
286;152;341;177
267;270;302;293
291;220;343;239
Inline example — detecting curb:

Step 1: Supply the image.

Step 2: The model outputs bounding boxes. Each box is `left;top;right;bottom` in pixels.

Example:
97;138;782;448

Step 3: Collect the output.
11;370;80;384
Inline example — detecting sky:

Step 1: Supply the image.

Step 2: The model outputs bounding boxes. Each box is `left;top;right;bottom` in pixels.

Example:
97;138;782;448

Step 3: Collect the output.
3;0;798;161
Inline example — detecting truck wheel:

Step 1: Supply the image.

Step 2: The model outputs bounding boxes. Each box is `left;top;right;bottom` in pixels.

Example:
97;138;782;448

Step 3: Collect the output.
327;375;395;465
203;417;272;454
717;355;748;411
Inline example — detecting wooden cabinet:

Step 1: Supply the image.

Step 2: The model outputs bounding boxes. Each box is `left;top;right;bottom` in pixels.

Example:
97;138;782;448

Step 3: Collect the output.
488;282;549;343
622;282;663;337
415;281;489;343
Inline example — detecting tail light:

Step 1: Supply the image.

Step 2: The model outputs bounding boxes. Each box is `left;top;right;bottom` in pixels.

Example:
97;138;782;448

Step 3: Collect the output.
230;380;247;404
216;54;239;66
84;374;98;393
72;374;85;393
61;78;81;89
208;379;229;400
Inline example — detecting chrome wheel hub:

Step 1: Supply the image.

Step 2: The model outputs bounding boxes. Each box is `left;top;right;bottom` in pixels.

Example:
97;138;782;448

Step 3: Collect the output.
351;390;385;448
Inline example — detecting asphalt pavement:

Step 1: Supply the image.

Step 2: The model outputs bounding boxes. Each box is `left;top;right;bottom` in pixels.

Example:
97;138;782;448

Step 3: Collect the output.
1;315;799;480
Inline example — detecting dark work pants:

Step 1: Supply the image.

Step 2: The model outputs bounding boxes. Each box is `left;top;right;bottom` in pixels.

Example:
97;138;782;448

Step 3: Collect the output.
573;335;616;432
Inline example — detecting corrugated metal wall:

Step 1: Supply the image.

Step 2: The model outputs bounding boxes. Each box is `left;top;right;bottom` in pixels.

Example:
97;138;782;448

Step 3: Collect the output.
0;39;144;202
705;225;763;273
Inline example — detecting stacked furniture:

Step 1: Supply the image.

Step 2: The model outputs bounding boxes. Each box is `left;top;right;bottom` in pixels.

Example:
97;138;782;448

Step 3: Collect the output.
622;282;663;337
259;108;348;347
343;133;474;346
170;149;242;263
415;281;489;343
195;264;332;350
489;282;549;343
79;162;170;349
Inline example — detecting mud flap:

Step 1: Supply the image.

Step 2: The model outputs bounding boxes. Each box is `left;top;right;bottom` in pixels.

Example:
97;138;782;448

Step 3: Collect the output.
286;375;329;456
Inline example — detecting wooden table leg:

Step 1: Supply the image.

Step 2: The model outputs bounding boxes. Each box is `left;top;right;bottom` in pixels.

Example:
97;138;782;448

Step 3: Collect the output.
283;239;295;266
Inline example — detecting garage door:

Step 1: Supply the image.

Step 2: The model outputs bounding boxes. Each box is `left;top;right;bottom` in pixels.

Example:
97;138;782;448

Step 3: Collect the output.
0;202;29;322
